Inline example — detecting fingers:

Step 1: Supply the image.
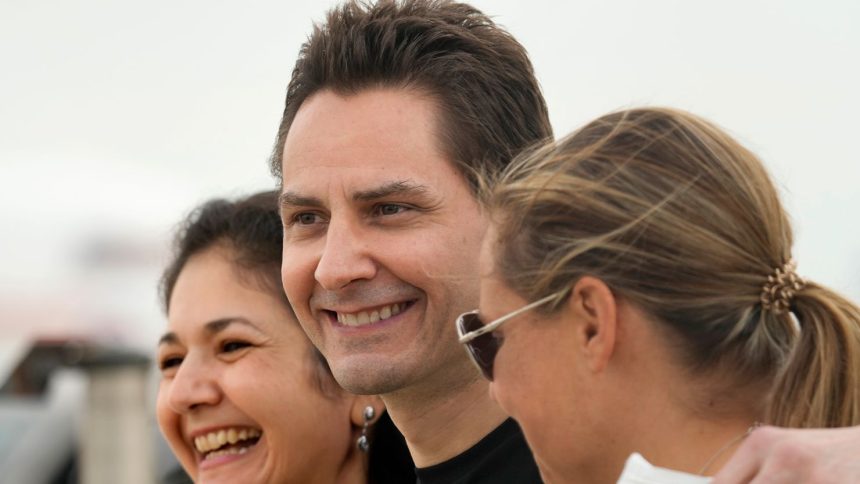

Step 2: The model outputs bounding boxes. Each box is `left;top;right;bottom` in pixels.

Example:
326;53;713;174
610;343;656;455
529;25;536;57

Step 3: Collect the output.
747;436;814;484
714;426;843;484
712;426;779;484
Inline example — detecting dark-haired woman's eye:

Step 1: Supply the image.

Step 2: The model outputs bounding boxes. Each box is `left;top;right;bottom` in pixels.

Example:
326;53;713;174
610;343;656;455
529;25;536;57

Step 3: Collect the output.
160;356;183;371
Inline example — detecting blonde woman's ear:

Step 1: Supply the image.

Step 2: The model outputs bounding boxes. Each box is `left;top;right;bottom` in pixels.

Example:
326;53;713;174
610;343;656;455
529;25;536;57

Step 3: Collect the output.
569;276;618;373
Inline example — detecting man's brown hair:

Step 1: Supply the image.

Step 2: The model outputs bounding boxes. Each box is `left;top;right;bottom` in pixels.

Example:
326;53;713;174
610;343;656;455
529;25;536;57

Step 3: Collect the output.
270;0;552;195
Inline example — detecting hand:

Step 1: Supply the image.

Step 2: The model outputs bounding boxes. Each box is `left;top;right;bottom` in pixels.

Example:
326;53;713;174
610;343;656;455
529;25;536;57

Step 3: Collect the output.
713;425;860;483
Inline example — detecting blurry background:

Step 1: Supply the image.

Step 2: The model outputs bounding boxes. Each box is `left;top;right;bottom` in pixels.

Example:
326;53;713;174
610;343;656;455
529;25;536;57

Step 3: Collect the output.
1;0;858;482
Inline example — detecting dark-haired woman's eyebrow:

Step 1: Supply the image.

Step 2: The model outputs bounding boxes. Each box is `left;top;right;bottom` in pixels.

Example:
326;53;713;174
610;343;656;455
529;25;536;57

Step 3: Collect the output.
204;317;263;336
158;332;179;347
158;317;264;347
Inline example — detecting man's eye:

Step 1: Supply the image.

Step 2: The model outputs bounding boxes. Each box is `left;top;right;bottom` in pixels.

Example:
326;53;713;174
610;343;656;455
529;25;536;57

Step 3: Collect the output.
375;204;408;216
222;341;251;353
294;212;320;225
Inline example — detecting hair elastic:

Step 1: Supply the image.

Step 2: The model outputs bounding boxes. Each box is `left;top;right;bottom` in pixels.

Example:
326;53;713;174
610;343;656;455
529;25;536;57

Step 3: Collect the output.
760;259;805;315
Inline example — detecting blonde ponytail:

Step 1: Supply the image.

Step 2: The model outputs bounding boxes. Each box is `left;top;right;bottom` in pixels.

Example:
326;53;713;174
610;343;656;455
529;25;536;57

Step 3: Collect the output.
768;282;860;427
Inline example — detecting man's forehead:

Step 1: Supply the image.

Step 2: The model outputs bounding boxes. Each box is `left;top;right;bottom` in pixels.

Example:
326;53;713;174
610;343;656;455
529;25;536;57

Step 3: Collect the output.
281;89;446;167
279;88;479;209
280;141;463;203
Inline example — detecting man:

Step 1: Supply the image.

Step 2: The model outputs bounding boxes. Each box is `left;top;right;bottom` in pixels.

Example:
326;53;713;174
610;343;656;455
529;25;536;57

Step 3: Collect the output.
271;1;860;483
273;1;549;482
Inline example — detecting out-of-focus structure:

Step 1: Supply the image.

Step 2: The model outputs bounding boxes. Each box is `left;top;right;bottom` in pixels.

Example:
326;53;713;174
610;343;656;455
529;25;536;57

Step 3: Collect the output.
0;338;156;484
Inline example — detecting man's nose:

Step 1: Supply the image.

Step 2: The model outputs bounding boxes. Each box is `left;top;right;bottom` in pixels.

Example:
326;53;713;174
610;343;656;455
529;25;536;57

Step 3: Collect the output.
314;216;377;290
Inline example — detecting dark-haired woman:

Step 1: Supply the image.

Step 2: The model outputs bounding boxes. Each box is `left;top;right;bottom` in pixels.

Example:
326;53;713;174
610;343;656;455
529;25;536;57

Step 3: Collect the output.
156;191;413;483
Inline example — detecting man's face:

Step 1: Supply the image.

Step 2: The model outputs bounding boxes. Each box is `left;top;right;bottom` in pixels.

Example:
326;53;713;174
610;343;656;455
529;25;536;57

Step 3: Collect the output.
279;88;487;395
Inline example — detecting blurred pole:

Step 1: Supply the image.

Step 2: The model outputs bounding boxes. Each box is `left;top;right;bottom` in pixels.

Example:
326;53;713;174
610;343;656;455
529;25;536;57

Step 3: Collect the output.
0;368;86;484
78;348;153;484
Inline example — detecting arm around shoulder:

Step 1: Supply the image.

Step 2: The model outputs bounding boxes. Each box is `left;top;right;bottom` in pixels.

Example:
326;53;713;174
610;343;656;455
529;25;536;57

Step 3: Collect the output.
713;425;860;484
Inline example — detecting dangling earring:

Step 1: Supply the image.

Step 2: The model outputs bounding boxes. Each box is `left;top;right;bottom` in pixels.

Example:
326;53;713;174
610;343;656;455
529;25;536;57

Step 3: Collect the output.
356;406;375;453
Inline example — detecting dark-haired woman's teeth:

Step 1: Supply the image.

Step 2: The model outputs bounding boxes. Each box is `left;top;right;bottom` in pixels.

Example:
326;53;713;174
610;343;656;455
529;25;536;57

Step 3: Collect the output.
194;427;261;454
337;303;404;326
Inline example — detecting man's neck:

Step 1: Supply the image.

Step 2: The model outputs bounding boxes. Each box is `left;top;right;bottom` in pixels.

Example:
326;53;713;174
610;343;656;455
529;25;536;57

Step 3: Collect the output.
382;369;509;467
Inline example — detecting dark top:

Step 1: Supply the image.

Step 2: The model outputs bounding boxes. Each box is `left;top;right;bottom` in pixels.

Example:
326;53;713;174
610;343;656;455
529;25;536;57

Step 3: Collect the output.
414;418;543;484
370;411;416;484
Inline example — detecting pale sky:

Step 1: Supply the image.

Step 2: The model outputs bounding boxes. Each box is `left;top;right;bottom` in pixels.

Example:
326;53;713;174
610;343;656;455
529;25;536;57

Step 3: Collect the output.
1;0;858;349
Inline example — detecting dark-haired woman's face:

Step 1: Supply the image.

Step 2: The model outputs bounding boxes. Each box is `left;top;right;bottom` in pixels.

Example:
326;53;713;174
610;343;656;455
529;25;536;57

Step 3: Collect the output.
156;246;357;484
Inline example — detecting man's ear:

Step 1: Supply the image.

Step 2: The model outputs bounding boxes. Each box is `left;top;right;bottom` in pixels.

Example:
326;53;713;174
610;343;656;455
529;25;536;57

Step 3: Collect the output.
567;276;618;373
350;395;385;427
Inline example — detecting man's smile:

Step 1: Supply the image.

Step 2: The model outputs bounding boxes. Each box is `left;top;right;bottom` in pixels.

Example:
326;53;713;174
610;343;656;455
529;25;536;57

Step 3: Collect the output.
331;301;413;326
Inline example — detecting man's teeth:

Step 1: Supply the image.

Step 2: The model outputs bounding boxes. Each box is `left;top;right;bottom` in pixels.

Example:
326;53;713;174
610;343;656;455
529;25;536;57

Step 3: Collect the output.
337;303;405;326
194;427;261;453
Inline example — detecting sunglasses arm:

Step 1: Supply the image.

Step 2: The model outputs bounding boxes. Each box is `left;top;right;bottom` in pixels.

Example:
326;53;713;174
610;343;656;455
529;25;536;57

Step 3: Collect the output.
457;292;562;344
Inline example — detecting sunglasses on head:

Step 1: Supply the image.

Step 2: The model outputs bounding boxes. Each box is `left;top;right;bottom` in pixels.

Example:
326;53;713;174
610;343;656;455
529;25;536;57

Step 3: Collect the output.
456;290;566;381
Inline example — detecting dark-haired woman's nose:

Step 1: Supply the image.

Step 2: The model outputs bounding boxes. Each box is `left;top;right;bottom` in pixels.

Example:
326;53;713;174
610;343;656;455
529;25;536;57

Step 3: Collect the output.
167;353;222;413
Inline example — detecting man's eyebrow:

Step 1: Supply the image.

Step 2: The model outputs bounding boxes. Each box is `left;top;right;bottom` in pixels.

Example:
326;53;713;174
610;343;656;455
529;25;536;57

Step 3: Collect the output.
353;180;430;202
279;191;324;209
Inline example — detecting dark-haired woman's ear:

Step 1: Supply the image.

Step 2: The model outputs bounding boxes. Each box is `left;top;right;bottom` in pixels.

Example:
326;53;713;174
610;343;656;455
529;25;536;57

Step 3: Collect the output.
349;396;386;453
567;276;618;373
350;395;385;427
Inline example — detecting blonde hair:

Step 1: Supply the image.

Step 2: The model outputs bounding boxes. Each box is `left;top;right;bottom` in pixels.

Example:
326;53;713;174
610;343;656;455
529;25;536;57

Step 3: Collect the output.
490;107;860;428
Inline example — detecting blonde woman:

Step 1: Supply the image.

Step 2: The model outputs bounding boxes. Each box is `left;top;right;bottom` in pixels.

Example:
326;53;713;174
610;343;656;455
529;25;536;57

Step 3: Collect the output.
457;108;860;482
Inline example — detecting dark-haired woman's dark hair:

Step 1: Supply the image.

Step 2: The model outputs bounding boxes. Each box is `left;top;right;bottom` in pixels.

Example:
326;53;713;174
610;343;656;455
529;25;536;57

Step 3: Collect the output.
160;190;414;482
160;190;286;312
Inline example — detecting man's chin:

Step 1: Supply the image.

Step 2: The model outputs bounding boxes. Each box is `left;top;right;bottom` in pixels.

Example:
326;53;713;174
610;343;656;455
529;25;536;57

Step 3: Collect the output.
330;357;412;395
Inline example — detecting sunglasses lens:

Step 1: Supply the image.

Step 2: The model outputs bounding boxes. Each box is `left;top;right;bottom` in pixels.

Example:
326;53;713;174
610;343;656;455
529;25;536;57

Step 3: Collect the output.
460;313;502;380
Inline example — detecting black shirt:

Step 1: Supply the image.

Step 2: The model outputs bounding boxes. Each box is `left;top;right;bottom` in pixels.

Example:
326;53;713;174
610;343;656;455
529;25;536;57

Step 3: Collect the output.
414;418;543;484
